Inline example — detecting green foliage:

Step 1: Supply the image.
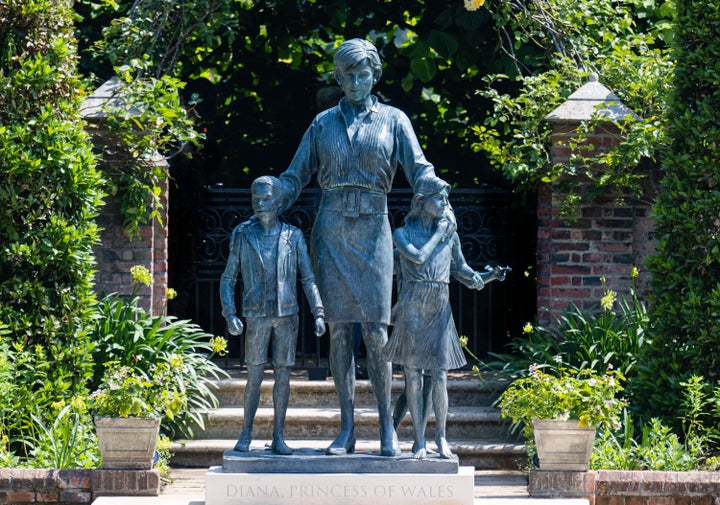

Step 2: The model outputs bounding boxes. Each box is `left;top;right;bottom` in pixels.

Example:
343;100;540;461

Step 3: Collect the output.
89;363;187;419
472;0;673;216
0;325;20;467
27;405;100;469
89;267;229;437
498;366;626;440
77;0;237;80
89;61;203;235
154;435;174;479
75;0;216;236
590;409;638;470
678;376;720;461
593;417;698;471
0;0;101;460
592;377;720;470
638;0;720;431
478;271;648;380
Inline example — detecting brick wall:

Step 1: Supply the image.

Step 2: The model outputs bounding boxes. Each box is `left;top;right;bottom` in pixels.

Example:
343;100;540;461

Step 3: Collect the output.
0;468;160;504
529;469;720;505
536;122;655;327
93;171;169;316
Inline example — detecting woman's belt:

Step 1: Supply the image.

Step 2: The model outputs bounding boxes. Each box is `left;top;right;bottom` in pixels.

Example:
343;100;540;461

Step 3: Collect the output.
320;187;387;217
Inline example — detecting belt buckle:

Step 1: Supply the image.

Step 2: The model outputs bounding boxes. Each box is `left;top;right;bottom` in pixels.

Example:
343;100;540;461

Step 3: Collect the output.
343;188;360;217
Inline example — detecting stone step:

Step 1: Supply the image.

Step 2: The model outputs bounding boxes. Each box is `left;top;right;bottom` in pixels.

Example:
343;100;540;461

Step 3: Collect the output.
193;406;508;440
170;438;526;471
208;378;503;408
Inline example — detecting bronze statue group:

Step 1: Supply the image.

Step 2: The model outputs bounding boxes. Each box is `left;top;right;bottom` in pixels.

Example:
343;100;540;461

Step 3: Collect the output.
220;38;507;461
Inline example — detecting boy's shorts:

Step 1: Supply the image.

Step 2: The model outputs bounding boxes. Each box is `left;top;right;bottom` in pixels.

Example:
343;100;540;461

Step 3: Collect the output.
244;314;299;367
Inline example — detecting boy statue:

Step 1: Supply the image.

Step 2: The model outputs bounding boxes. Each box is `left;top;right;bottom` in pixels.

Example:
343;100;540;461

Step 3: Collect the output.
220;175;326;455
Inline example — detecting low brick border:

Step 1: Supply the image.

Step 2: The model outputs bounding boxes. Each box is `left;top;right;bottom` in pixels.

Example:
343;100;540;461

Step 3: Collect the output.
529;470;720;505
0;468;160;504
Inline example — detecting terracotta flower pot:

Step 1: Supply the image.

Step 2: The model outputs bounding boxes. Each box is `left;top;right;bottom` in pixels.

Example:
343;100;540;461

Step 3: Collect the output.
94;416;161;470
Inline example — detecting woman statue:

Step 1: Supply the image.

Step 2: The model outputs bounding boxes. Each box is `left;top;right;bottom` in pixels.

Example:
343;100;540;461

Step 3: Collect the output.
276;38;451;457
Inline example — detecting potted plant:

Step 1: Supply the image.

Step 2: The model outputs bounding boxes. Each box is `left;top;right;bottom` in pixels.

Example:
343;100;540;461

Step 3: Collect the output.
497;363;626;470
89;362;187;469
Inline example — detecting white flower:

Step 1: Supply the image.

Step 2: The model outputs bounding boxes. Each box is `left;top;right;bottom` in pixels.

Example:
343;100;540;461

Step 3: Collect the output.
464;0;485;11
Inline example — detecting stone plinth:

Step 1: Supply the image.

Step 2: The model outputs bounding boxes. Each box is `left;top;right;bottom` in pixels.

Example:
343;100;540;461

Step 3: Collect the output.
205;465;475;505
205;449;474;505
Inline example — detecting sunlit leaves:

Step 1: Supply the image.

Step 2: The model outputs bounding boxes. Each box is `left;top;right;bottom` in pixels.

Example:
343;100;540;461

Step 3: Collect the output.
1;0;101;458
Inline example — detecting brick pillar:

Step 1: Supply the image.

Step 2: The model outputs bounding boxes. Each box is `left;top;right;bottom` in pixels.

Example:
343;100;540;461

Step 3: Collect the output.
81;78;171;316
538;75;653;326
93;162;169;316
536;130;654;326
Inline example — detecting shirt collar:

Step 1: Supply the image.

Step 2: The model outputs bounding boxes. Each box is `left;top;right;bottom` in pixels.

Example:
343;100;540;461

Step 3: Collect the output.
337;95;379;117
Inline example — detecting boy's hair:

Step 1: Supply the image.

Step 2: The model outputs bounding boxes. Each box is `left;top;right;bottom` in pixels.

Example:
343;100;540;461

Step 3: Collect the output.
251;175;283;202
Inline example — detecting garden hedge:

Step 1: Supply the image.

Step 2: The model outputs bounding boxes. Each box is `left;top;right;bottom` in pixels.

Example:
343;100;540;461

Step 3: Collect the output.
635;0;720;426
0;0;102;443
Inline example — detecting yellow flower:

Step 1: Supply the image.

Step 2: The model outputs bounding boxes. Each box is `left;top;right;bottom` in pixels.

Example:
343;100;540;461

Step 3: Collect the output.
210;336;228;356
168;353;184;370
166;287;178;300
463;0;485;11
130;265;153;287
631;267;639;279
70;396;87;412
522;322;533;334
601;290;617;311
459;335;469;348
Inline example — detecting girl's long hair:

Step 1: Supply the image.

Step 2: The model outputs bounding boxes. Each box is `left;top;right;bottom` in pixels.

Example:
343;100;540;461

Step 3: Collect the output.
404;177;451;227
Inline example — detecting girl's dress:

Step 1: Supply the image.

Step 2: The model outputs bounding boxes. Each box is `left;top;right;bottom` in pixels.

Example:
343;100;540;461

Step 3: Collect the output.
384;230;471;371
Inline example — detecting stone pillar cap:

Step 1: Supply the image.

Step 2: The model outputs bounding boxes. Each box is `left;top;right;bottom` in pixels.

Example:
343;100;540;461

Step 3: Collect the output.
545;73;641;122
80;77;140;120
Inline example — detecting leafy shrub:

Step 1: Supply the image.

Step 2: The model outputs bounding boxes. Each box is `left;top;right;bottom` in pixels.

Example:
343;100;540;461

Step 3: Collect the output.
638;0;720;433
90;63;201;235
477;271;647;380
592;376;720;470
0;0;102;456
27;405;99;469
472;0;672;218
89;266;228;437
592;417;697;471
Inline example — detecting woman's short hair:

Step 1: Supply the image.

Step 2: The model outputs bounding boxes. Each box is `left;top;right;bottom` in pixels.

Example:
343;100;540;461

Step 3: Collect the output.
333;38;383;84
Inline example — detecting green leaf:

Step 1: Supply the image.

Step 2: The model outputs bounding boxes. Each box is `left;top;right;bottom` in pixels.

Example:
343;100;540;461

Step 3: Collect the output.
410;57;436;83
428;30;459;59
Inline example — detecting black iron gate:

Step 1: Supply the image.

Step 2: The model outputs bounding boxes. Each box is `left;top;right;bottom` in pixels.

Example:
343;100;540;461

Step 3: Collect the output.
168;186;535;367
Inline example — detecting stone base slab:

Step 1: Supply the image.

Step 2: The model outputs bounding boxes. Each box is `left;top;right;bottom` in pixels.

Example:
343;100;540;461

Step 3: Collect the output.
222;448;459;473
205;465;475;505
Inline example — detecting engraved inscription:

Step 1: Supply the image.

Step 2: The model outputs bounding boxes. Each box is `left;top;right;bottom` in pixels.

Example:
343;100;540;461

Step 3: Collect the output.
226;484;281;498
224;483;455;500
